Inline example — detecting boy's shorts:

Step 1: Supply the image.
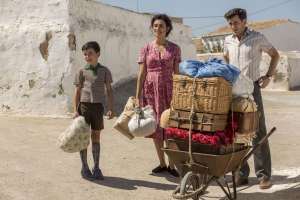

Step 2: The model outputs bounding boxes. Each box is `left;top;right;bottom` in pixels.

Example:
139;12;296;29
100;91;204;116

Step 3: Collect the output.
79;102;104;131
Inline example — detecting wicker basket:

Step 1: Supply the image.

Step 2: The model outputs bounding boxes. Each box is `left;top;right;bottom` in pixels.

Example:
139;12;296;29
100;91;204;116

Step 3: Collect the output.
235;111;259;134
168;109;228;132
171;74;232;114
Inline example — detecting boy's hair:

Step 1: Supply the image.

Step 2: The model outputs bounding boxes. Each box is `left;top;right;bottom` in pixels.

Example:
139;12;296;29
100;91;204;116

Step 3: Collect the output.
150;14;173;37
81;41;101;53
224;8;247;21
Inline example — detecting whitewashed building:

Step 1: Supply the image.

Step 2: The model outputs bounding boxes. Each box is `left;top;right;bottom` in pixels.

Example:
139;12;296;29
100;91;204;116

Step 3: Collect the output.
194;19;300;91
0;0;196;116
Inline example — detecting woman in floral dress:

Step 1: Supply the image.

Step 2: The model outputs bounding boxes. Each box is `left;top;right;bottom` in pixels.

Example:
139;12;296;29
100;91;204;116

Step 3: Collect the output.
136;14;181;177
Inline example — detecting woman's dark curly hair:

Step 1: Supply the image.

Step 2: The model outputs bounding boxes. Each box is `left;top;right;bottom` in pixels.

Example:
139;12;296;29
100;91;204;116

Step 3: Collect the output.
150;14;173;37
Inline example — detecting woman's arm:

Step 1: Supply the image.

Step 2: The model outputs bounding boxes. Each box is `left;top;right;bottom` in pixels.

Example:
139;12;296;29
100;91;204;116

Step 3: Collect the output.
135;63;146;106
174;46;181;74
174;62;179;74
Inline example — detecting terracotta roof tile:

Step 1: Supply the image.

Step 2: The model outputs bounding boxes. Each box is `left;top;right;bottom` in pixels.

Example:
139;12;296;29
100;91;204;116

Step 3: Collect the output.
206;19;290;36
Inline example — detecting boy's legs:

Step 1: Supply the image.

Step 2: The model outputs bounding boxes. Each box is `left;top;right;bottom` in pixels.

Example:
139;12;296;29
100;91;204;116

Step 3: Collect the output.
79;103;93;179
90;103;104;180
91;130;103;180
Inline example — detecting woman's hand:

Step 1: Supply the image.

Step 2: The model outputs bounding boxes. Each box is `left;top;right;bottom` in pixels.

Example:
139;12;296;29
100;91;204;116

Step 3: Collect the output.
135;98;141;108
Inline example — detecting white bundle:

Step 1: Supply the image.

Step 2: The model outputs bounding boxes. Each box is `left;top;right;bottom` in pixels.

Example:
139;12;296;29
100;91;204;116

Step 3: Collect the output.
128;105;156;137
57;116;90;153
232;74;254;99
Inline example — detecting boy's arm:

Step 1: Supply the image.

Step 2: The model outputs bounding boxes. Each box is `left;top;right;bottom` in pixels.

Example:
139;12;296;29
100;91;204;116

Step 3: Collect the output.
73;87;81;118
105;82;114;119
73;69;83;118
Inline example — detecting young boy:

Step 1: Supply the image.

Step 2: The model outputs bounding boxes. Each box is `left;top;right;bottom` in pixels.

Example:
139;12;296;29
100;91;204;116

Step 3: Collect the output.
73;41;114;180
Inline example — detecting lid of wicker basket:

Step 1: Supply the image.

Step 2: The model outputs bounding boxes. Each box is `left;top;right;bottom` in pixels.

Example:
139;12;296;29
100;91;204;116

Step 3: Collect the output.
171;74;232;114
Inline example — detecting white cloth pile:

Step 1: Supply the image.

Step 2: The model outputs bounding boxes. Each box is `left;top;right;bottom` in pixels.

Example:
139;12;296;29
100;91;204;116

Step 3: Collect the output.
57;116;90;153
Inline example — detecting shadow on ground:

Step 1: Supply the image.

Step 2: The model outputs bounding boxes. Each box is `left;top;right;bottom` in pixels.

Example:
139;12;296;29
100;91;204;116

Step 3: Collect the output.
200;174;300;200
90;176;177;191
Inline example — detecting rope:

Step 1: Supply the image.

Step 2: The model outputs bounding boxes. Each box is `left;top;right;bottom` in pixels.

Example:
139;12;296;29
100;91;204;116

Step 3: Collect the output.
223;102;236;175
172;177;214;199
188;77;197;164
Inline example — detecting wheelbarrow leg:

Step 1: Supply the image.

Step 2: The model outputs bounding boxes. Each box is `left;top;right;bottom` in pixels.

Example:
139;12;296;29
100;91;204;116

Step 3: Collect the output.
232;171;237;199
216;179;233;200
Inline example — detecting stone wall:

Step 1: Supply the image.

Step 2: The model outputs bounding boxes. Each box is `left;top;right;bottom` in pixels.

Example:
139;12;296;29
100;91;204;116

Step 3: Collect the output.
0;0;196;116
0;0;71;116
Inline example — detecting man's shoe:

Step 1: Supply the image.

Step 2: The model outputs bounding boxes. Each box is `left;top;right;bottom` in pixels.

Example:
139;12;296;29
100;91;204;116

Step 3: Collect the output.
92;167;104;180
259;179;272;189
152;165;168;173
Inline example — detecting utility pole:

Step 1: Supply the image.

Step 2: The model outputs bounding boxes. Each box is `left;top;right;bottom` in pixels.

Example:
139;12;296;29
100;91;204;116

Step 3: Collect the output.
136;0;140;12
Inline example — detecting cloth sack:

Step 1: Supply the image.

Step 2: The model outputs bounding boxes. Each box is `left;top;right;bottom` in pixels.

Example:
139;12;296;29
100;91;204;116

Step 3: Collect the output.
57;116;90;153
128;105;156;137
113;110;135;140
113;97;136;140
123;96;136;112
160;109;170;128
232;97;257;112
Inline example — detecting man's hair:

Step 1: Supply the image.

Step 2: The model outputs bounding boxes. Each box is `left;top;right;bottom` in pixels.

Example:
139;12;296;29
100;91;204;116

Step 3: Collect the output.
81;41;100;53
224;8;247;20
150;14;173;37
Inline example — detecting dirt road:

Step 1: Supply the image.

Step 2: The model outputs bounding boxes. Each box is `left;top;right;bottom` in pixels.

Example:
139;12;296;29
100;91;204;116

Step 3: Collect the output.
0;91;300;200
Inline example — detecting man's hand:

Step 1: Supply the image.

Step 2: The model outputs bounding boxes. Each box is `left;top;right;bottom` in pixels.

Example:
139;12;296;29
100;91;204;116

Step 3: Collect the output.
106;110;114;120
258;75;271;88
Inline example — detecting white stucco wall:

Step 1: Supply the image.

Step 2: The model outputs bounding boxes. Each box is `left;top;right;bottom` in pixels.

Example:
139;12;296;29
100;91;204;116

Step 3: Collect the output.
286;52;300;90
68;0;196;84
261;22;300;52
0;0;71;116
0;0;196;116
259;53;289;90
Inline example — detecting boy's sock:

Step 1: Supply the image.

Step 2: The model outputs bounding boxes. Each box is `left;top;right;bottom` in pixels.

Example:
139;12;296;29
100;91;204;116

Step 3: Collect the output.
92;142;104;180
79;149;93;179
92;142;100;168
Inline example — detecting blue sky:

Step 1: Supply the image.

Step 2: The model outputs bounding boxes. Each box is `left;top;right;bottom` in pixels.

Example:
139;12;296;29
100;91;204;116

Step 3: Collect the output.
99;0;300;36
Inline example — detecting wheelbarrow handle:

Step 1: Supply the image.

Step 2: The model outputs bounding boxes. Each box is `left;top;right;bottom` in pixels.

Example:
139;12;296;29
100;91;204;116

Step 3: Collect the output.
241;127;276;165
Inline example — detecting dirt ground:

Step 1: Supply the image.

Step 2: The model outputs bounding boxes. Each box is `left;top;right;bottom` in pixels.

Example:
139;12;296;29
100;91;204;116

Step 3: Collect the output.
0;91;300;200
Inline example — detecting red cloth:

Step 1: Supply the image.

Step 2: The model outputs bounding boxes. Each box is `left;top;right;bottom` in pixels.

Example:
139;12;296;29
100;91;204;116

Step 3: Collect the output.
165;115;238;147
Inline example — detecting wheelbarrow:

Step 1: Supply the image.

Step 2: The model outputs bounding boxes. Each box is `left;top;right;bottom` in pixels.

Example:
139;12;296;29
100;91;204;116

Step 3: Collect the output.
162;127;276;200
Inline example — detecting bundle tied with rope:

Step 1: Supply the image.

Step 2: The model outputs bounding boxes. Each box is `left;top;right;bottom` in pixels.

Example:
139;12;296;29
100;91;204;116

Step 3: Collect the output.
231;96;259;144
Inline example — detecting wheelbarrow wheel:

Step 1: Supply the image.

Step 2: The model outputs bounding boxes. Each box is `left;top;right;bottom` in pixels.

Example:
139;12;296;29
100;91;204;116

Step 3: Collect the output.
179;171;200;200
